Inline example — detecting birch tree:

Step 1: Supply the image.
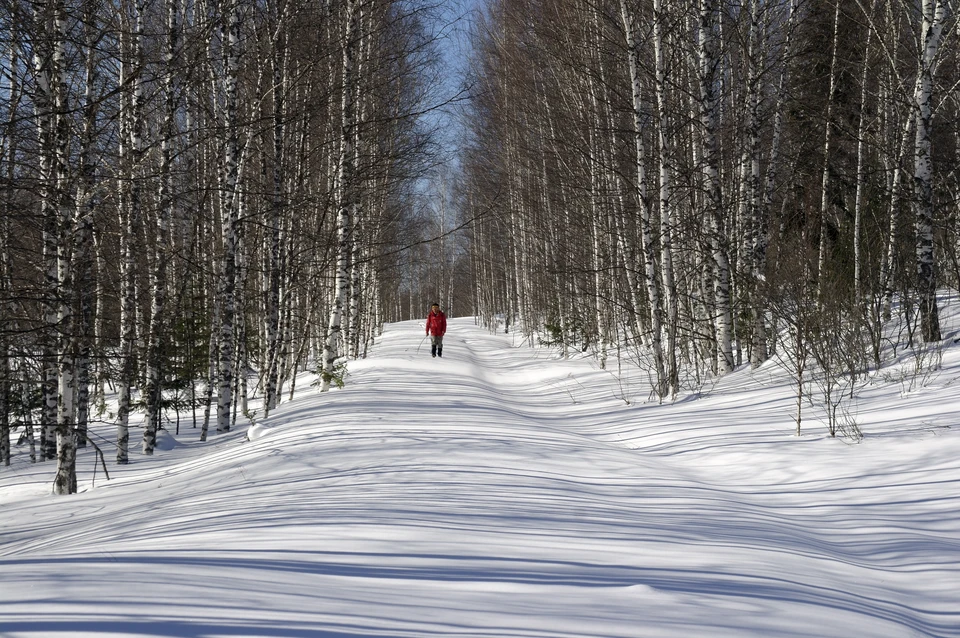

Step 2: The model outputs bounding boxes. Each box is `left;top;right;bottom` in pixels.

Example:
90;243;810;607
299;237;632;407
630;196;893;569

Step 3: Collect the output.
263;0;288;416
73;0;105;452
1;3;23;467
215;0;243;431
0;0;443;478
620;0;667;396
30;0;60;463
141;0;181;453
697;0;732;375
912;0;946;342
0;10;16;468
653;0;680;392
116;0;147;463
321;0;360;392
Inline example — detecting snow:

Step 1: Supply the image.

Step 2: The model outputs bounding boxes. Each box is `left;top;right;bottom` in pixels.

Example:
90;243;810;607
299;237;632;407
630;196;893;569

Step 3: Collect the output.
2;316;960;637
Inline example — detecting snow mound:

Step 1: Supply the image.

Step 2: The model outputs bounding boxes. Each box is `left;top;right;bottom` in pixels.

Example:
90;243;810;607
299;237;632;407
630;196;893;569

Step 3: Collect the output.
246;422;270;441
154;429;177;451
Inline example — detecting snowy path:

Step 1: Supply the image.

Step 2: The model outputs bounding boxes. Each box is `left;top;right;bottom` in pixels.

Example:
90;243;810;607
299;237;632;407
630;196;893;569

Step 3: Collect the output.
1;318;959;637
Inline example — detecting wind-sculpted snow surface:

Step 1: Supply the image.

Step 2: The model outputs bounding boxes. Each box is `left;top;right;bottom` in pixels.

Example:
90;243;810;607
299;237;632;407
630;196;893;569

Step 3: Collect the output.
2;318;960;637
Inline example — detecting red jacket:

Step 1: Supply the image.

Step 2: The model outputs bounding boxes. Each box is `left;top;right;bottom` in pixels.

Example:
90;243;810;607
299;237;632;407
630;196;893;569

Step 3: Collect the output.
426;310;447;337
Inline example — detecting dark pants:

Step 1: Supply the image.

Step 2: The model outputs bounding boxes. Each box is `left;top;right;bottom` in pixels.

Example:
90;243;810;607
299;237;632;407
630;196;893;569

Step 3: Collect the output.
430;335;443;357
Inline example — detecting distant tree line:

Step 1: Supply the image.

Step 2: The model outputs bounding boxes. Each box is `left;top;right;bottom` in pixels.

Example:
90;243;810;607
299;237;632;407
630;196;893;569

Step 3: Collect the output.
461;0;959;400
0;0;447;492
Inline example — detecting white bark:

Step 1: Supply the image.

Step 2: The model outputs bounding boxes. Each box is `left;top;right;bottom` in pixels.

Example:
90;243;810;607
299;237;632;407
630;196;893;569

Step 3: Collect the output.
347;1;370;359
0;26;15;466
144;0;180;454
585;74;608;368
73;1;101;451
321;0;360;392
853;9;876;303
264;0;288;415
116;0;145;463
817;0;842;298
32;0;59;462
620;0;667;396
115;142;132;455
880;108;913;320
913;0;945;342
653;0;679;394
698;0;733;375
743;0;765;367
216;0;242;429
50;0;76;494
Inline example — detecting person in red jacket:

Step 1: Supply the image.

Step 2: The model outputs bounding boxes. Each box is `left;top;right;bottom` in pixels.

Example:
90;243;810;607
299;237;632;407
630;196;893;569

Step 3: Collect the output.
425;303;447;358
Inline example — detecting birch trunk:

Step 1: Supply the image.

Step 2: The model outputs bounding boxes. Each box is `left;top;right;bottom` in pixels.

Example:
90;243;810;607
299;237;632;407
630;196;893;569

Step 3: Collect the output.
321;0;360;392
216;0;242;429
880;109;912;320
116;0;145;463
199;3;219;441
0;333;7;466
852;11;875;304
1;18;20;466
817;0;842;297
264;1;287;415
116;104;133;465
620;0;667;396
32;1;59;462
653;0;679;394
347;2;370;358
50;0;77;494
759;0;797;360
539;94;572;358
144;0;180;453
913;0;944;342
0;257;7;463
698;0;733;374
74;2;101;451
743;0;765;367
587;105;607;368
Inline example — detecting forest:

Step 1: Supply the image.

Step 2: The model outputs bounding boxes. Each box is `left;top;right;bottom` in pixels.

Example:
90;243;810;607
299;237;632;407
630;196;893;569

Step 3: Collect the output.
462;0;959;403
1;0;959;494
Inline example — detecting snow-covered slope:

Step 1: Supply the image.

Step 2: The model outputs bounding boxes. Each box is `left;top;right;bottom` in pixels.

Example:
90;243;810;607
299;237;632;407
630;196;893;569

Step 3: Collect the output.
2;317;959;637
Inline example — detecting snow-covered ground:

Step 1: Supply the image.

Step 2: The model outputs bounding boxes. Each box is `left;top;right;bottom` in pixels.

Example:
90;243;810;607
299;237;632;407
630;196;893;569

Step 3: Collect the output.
2;314;960;637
